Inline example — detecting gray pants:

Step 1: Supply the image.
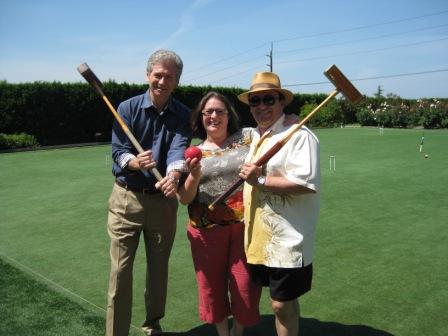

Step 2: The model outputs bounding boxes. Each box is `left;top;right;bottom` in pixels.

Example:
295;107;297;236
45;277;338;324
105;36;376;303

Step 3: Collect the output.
106;183;178;336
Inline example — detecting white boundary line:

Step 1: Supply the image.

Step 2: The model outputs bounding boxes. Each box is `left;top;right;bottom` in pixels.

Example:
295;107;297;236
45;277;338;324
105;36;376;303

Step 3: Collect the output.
0;252;141;332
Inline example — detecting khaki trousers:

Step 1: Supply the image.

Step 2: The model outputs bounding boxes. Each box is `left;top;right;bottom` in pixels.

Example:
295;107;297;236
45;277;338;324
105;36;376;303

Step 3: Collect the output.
106;183;178;336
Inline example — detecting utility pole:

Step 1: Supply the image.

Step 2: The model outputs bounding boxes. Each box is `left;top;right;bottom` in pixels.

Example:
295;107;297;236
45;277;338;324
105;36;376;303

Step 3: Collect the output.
266;41;273;72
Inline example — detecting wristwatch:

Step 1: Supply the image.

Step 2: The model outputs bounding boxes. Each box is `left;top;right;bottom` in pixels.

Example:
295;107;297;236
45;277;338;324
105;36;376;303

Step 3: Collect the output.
257;175;266;188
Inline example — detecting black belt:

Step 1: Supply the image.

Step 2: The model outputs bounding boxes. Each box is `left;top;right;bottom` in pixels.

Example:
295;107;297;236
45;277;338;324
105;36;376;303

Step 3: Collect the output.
115;179;160;195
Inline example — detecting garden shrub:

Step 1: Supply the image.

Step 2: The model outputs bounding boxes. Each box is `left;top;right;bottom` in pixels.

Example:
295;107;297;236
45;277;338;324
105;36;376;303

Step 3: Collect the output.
417;99;448;129
0;133;39;149
299;100;344;128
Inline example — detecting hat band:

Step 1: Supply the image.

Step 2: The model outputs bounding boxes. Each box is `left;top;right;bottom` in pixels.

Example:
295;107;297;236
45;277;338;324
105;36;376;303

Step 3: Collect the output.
250;83;281;91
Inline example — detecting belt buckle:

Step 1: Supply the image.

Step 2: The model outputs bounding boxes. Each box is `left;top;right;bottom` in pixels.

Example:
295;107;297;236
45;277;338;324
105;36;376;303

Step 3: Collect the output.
116;179;127;189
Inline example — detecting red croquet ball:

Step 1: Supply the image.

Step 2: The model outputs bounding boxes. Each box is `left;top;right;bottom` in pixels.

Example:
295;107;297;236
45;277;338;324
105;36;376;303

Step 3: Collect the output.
184;146;202;161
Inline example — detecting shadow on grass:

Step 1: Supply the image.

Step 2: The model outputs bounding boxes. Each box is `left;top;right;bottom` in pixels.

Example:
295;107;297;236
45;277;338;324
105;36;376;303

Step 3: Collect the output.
160;315;394;335
0;258;394;336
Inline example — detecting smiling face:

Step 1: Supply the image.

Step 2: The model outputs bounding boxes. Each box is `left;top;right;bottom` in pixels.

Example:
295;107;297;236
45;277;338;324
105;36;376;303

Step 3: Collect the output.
147;62;179;109
201;97;229;140
249;89;285;132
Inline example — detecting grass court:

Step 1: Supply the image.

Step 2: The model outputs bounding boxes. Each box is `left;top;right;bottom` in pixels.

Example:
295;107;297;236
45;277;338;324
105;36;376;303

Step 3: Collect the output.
0;127;447;335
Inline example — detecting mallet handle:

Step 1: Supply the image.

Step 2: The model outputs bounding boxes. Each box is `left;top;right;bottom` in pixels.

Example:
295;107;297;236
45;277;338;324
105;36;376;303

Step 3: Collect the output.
208;89;339;211
77;63;163;181
101;95;163;181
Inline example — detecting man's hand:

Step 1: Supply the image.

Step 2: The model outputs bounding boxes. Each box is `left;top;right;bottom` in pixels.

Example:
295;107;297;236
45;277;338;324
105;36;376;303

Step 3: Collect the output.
239;163;262;186
128;150;157;171
155;173;180;198
240;162;316;194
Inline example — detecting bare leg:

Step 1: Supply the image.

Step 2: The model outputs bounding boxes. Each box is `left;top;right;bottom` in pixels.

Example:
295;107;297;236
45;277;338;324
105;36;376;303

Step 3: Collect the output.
230;319;244;336
271;299;299;336
215;317;230;336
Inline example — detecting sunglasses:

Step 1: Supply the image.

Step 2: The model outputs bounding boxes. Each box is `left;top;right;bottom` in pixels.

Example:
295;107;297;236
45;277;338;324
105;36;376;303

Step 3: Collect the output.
248;94;280;107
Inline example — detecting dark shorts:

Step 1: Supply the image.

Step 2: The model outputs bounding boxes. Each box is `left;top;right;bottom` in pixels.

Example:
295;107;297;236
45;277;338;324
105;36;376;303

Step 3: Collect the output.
248;263;313;302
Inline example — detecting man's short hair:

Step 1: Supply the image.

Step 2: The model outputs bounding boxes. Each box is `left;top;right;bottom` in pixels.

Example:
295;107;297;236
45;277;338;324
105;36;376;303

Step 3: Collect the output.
147;49;183;82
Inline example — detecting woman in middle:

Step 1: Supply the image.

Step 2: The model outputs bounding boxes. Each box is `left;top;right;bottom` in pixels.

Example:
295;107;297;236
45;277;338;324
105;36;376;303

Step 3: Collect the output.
177;91;261;336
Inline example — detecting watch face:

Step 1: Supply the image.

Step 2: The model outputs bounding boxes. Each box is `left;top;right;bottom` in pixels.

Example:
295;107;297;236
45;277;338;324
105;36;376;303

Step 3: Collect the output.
257;176;266;186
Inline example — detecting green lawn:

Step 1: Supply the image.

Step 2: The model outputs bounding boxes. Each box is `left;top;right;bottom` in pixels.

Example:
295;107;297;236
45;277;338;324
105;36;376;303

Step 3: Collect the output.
0;127;447;336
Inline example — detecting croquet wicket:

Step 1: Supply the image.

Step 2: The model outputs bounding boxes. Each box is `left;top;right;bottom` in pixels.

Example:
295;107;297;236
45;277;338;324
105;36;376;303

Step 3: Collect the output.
105;153;111;167
330;155;336;171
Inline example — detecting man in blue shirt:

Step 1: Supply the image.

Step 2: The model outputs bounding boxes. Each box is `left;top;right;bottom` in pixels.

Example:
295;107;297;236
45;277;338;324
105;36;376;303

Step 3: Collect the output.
106;49;191;336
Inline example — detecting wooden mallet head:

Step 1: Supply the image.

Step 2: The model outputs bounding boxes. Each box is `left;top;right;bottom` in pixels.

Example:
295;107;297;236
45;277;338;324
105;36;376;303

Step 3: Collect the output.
324;64;362;103
77;63;105;96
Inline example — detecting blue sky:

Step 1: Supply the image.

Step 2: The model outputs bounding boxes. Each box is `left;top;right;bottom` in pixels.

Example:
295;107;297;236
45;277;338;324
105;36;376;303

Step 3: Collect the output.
1;0;447;98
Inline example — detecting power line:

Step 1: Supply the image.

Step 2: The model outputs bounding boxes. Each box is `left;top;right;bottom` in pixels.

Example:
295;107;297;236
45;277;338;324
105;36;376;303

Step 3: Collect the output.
195;35;448;87
182;54;266;84
205;62;265;86
275;23;448;55
283;68;448;87
276;36;448;66
273;9;448;44
353;69;448;82
185;34;448;84
183;9;448;86
183;42;269;75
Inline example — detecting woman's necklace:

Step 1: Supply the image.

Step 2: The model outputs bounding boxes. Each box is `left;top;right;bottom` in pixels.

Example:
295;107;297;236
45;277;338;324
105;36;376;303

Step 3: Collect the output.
202;137;226;150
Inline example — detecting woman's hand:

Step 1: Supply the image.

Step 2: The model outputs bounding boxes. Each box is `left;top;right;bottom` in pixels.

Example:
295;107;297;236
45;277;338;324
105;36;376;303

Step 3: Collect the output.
186;157;202;179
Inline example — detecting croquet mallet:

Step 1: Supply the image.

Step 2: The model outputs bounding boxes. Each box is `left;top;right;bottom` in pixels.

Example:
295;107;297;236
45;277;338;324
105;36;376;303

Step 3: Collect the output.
208;64;363;210
77;63;163;181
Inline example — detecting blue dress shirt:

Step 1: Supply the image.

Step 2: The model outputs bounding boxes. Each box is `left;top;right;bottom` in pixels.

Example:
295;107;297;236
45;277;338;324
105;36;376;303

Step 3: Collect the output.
112;90;191;190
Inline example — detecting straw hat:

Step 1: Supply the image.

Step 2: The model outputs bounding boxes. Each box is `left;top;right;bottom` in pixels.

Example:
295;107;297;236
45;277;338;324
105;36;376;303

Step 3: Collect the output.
238;72;294;106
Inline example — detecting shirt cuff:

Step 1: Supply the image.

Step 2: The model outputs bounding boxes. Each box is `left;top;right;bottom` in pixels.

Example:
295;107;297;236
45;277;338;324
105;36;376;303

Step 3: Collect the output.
117;153;136;169
167;160;188;174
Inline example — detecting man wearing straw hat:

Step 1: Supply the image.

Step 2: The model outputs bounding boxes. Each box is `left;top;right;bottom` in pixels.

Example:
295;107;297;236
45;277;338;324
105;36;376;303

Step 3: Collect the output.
238;72;320;336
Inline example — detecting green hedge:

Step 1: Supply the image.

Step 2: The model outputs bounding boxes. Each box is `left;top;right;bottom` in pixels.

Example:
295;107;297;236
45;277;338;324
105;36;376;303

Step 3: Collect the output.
0;81;446;147
0;81;331;146
0;81;147;146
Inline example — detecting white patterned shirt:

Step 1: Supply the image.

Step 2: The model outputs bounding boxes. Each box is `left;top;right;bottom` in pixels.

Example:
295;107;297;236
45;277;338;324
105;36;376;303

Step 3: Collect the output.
243;114;320;268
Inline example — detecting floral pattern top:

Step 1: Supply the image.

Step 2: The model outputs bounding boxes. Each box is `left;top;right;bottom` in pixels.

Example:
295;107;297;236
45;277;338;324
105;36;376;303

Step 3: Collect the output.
187;128;252;228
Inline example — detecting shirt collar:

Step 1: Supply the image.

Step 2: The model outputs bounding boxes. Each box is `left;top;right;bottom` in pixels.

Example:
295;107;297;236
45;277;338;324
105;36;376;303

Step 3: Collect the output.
256;114;286;136
143;90;173;115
